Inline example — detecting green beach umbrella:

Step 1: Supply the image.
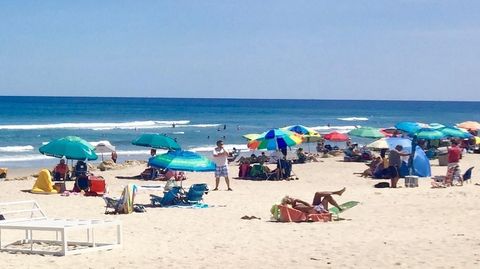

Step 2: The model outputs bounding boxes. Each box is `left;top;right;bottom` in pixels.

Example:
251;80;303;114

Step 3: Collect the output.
39;136;98;160
132;133;181;150
348;127;384;139
414;128;445;140
439;127;473;139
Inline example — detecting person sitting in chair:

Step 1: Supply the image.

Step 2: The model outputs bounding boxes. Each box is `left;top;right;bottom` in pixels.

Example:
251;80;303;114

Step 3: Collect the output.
53;159;69;181
281;187;346;214
74;160;88;178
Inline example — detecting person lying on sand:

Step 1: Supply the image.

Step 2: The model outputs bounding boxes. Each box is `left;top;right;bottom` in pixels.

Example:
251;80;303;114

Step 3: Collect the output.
281;188;346;214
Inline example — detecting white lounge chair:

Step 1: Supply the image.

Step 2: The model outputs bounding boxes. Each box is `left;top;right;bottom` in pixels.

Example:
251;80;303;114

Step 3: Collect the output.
0;200;122;256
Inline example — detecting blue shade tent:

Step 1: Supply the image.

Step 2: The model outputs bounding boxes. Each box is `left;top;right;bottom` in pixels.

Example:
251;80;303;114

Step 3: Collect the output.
148;150;216;172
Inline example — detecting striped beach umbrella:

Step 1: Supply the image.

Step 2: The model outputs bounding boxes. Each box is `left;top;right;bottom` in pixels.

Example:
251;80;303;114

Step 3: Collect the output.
39;136;97;161
148;150;216;172
247;129;302;150
395;122;429;134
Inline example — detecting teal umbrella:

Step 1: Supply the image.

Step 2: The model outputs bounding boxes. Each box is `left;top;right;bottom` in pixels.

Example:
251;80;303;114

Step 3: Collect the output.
439;127;473;139
148;150;215;172
414;128;445;140
348;127;385;139
39;136;98;160
132;133;181;150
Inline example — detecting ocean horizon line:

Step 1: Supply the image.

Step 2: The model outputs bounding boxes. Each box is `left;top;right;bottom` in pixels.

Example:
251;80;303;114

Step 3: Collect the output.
0;95;478;103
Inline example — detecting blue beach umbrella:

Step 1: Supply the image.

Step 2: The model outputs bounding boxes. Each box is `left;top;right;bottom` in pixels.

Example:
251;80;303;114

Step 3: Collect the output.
282;125;319;136
148;150;216;172
439;127;473;139
395;122;428;134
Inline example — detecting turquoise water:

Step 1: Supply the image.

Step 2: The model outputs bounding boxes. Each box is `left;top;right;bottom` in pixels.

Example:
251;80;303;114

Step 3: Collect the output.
0;96;479;167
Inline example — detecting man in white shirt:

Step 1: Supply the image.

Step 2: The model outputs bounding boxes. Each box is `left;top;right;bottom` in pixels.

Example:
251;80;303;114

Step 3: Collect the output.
212;140;232;191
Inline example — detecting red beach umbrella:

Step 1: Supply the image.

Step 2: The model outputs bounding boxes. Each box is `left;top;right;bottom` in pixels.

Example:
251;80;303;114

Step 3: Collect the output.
323;131;349;142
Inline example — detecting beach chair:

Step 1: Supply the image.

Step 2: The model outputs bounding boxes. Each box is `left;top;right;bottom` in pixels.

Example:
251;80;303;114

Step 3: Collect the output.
103;184;138;214
463;166;474;184
0;200;122;256
186;184;209;203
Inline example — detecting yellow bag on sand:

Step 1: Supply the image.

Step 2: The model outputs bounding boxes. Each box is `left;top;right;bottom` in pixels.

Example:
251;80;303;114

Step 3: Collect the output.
31;169;58;194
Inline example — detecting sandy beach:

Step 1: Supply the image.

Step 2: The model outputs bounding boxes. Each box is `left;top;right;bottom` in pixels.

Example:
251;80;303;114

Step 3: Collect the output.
1;154;479;269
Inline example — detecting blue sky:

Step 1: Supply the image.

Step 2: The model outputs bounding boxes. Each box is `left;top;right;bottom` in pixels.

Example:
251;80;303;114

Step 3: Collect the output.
0;1;479;100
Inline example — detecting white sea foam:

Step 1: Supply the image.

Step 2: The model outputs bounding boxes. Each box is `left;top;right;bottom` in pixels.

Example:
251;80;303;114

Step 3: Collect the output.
311;125;358;134
0;154;55;162
0;145;34;153
0;120;191;131
171;132;185;135
187;124;221;128
337;117;369;121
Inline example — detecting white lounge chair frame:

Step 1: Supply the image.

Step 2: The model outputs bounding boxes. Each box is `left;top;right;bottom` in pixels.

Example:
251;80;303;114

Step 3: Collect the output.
0;200;122;256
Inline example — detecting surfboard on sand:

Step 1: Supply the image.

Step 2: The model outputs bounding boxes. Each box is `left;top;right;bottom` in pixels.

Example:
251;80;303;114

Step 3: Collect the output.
329;201;359;215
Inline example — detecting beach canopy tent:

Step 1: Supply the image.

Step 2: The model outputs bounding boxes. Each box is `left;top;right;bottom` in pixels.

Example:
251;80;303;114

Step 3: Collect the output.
39;136;98;161
395;121;429;134
348;127;384;139
132;133;181;150
148;150;216;172
457;121;480;131
412;146;431;177
439;127;473;139
413;128;445;140
323;131;349;142
366;137;413;152
247;129;302;150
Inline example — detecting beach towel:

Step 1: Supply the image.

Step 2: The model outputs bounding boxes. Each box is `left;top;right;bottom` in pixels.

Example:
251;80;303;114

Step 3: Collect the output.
31;169;58;194
329;201;359;215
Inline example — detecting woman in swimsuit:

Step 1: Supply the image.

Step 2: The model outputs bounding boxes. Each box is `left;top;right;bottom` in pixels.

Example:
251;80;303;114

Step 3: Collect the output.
281;187;346;214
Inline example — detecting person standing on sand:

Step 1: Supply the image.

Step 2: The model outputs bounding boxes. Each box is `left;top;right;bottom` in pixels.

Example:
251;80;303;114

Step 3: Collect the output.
212;140;232;191
447;140;462;185
111;151;118;163
387;145;410;188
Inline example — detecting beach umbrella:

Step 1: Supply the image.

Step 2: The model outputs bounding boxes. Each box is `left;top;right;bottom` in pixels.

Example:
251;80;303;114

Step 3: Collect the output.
39;136;98;160
429;123;446;129
414;128;445;140
247;129;302;150
282;125;319;136
457;121;480;130
348;127;385;139
380;128;397;137
148;150;216;172
132;133;181;150
366;137;412;151
439;127;473;139
94;141;116;161
242;133;261;141
323;131;349;142
395;122;428;134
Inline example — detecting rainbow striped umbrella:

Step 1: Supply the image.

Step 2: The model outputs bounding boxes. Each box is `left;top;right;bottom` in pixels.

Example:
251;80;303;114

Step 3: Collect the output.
248;129;302;150
148;150;215;172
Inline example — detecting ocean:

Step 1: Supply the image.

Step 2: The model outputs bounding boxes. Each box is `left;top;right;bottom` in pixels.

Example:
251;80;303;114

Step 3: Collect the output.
1;96;479;168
